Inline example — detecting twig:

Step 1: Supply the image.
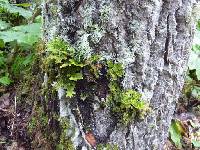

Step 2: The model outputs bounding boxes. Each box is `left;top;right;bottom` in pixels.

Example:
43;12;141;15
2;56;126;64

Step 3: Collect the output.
10;96;17;137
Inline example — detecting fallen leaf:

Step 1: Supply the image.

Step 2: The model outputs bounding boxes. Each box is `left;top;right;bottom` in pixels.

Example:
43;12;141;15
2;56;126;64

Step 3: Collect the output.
85;132;96;147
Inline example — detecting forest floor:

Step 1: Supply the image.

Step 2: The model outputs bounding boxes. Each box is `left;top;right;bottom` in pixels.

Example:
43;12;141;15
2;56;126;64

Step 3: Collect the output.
0;66;62;150
0;88;32;150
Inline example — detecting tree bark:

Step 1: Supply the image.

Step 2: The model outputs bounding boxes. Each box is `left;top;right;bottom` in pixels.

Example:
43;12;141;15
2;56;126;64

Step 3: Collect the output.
42;0;198;149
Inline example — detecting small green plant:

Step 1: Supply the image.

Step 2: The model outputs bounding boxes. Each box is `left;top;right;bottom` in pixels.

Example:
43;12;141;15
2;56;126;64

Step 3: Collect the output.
45;38;148;124
107;60;124;80
0;0;41;87
56;117;74;150
169;120;184;149
106;61;148;124
45;38;85;97
28;106;48;133
45;38;103;98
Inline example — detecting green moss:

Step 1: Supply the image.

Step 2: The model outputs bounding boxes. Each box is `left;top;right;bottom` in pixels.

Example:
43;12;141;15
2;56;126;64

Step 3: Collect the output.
40;37;151;149
45;38;85;97
27;100;74;149
45;38;103;98
56;117;74;150
97;143;119;150
45;38;149;125
106;60;149;124
28;106;48;133
107;60;124;80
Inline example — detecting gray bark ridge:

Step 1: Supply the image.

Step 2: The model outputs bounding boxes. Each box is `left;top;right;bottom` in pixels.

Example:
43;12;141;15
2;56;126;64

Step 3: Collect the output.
43;0;198;149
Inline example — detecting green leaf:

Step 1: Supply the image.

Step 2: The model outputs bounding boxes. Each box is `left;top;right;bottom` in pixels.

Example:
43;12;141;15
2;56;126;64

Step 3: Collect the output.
0;0;9;4
192;140;200;148
121;90;144;110
0;75;12;86
191;86;200;98
0;39;4;48
0;30;24;43
66;83;76;98
188;51;200;80
0;20;10;30
14;3;32;8
192;44;200;52
60;63;70;68
34;15;42;23
69;59;85;67
69;73;83;81
196;70;200;80
11;56;24;75
193;30;200;46
12;23;41;35
169;120;183;148
88;54;101;63
0;2;32;19
0;23;41;45
0;57;5;67
197;20;200;31
107;61;124;80
22;54;34;66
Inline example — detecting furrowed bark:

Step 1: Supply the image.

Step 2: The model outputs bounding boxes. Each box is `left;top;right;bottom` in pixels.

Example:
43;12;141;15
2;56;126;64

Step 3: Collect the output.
42;0;198;149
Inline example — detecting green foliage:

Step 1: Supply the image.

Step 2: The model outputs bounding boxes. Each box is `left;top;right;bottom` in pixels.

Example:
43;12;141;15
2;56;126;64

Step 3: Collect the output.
197;20;200;31
106;61;148;124
0;1;41;87
12;53;35;76
0;0;32;19
0;20;10;30
0;23;41;45
191;86;200;99
45;38;85;98
108;82;147;124
169;120;184;148
56;117;74;150
168;19;200;149
28;106;48;133
97;143;119;150
169;120;200;149
46;38;102;98
186;20;200;98
188;50;200;80
0;0;9;3
28;104;66;149
192;140;200;148
121;90;145;110
0;74;12;86
107;60;124;80
46;38;148;124
14;3;32;8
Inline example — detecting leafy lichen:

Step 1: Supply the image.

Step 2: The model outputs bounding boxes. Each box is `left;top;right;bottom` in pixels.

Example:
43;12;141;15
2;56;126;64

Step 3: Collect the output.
44;38;85;97
106;61;149;124
45;38;149;125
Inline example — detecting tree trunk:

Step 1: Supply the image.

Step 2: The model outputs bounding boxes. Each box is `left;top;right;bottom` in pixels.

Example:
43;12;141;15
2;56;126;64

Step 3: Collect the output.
42;0;197;149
